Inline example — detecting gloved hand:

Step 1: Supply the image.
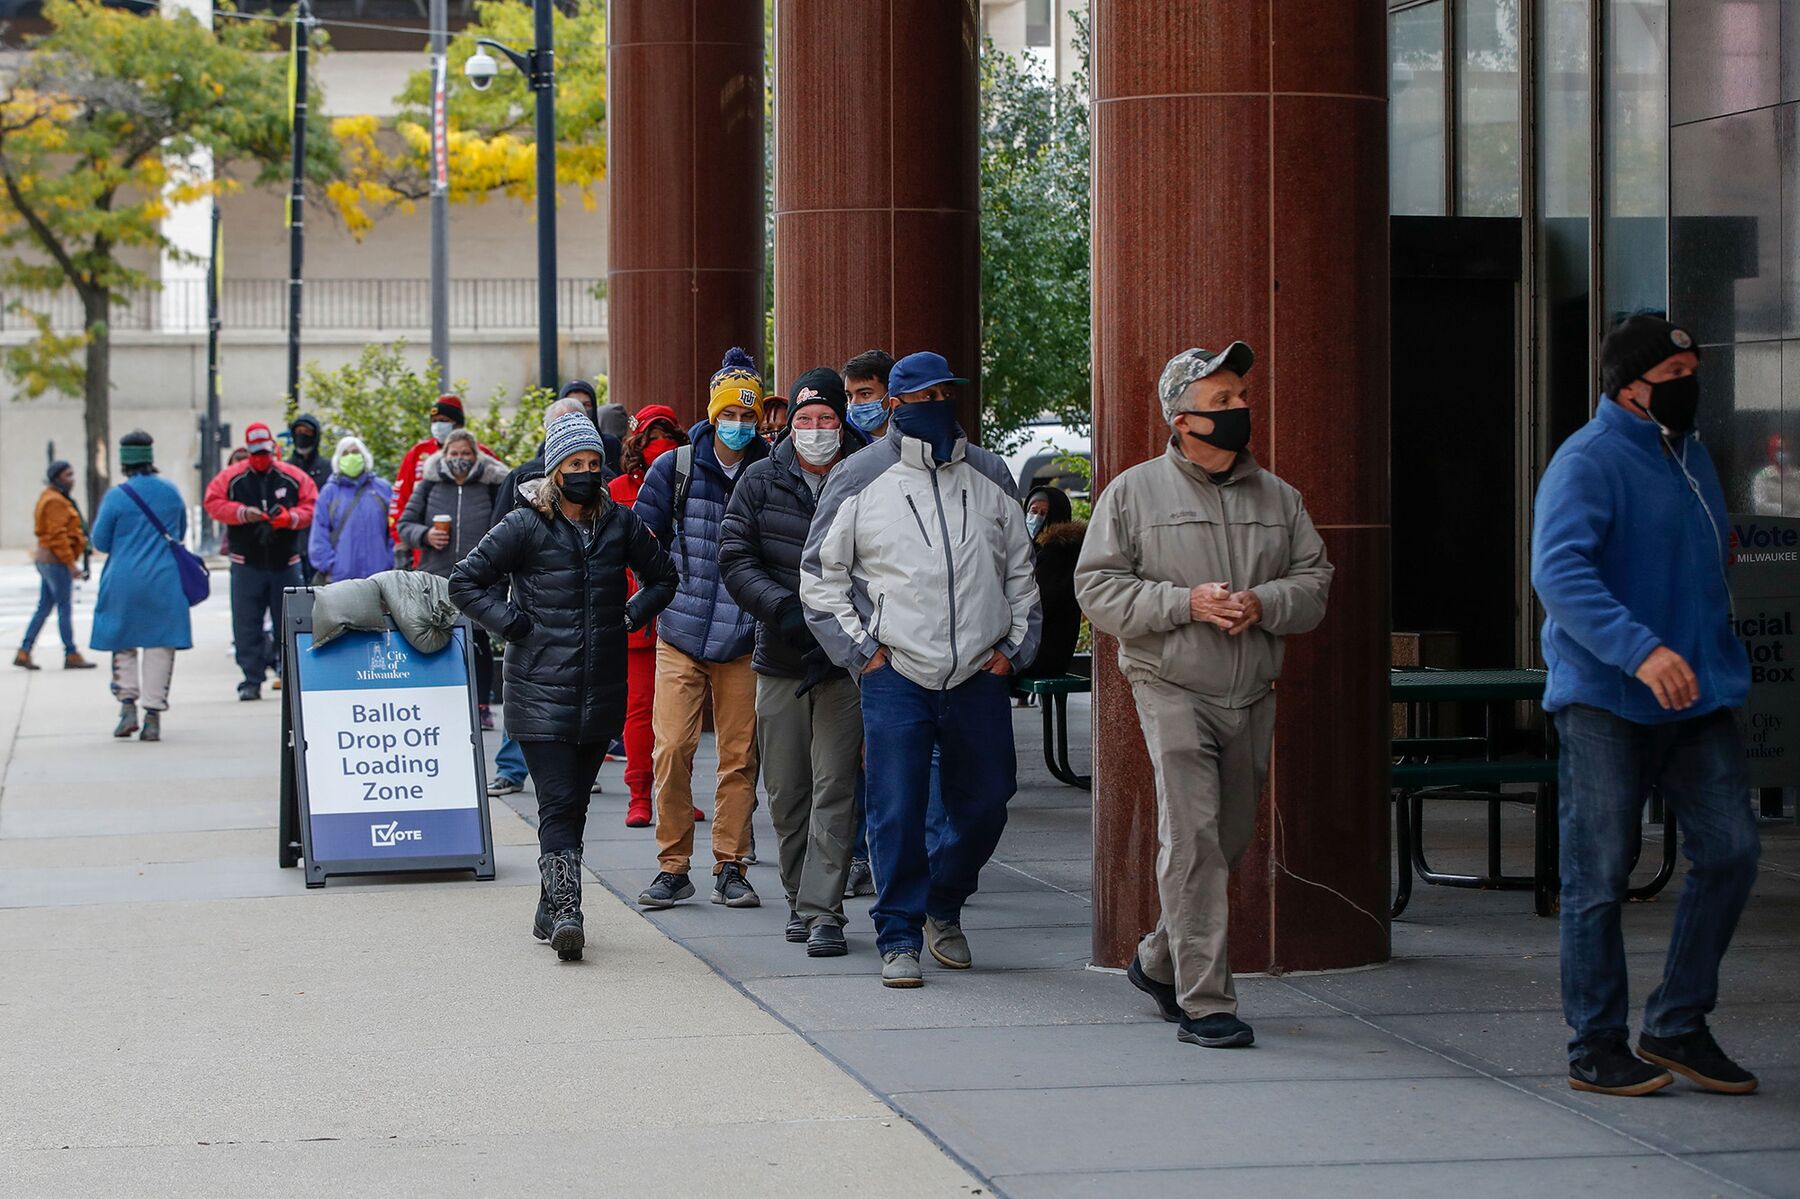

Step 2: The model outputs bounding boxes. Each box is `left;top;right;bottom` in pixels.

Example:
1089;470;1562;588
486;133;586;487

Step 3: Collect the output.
776;602;814;653
504;611;533;642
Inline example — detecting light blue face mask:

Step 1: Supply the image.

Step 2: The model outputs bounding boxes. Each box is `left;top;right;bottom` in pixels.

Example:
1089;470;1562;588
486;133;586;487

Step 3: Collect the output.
716;419;757;451
847;400;888;433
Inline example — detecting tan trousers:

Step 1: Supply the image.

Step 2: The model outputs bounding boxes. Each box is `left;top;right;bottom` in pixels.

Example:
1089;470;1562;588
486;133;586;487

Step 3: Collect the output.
653;643;758;875
111;648;176;712
1130;676;1275;1018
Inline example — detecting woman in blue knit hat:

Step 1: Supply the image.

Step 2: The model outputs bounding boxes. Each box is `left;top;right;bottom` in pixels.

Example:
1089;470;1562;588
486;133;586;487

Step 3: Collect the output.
450;413;679;963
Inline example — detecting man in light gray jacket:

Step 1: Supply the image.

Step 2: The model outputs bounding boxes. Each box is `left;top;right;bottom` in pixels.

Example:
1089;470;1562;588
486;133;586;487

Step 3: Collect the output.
801;351;1042;989
1075;342;1333;1050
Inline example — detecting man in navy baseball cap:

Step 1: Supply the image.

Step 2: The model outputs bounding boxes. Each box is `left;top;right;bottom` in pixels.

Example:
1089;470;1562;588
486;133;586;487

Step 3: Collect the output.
882;351;970;464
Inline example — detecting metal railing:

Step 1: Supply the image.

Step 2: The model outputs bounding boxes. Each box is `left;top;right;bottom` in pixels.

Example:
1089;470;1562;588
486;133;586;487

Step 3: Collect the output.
0;277;606;334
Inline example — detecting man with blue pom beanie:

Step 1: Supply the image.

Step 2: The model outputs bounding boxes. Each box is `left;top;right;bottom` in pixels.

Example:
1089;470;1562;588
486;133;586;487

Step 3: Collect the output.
634;347;771;911
1532;313;1760;1099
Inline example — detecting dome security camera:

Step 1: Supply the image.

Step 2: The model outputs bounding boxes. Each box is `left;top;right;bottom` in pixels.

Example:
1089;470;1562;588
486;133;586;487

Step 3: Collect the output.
465;50;499;91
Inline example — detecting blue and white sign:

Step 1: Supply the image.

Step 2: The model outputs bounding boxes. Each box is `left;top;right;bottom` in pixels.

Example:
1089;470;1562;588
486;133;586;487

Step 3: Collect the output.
294;627;484;862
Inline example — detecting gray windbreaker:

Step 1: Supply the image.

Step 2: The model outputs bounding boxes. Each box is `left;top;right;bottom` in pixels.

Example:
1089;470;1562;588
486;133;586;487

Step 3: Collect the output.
800;426;1043;690
1075;441;1333;707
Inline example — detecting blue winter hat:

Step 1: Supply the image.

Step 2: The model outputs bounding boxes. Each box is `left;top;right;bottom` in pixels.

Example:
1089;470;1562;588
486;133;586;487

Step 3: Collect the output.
543;411;604;475
887;351;967;398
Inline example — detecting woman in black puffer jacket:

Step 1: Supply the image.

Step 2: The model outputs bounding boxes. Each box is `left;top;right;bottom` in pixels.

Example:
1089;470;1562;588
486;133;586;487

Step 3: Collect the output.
450;414;677;962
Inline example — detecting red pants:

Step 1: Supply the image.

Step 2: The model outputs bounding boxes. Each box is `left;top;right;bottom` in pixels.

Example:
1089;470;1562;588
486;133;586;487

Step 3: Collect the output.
624;645;656;803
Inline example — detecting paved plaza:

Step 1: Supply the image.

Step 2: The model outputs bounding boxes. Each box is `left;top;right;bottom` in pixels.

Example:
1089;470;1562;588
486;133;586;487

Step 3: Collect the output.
2;577;1796;1197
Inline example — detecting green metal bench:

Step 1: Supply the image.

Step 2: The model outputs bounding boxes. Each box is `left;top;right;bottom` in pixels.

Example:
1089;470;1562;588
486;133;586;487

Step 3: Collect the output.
1014;673;1091;789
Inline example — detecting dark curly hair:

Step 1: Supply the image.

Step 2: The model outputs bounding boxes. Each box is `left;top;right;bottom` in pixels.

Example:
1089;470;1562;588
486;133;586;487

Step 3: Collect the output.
620;417;689;478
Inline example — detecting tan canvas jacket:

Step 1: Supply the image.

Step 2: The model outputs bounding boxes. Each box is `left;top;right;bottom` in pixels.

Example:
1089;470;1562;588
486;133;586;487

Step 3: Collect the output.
1074;441;1333;707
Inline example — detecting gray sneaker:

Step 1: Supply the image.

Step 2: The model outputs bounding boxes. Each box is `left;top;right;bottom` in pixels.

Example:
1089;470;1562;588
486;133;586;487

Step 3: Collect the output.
487;775;525;797
882;949;923;988
637;871;694;909
844;857;874;898
711;862;761;908
925;916;971;969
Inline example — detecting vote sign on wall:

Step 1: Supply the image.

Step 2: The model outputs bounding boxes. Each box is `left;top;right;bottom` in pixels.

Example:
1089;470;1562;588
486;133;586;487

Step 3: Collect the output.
1728;515;1800;788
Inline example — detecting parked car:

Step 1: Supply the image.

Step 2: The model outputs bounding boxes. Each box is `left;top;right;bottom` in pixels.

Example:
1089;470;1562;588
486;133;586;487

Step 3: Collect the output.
1002;419;1091;498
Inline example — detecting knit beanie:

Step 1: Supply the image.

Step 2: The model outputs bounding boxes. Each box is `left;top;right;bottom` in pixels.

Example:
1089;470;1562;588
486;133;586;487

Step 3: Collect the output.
708;347;764;423
431;394;466;424
1600;315;1700;400
543;411;604;475
119;432;154;467
789;367;848;424
46;458;71;485
245;422;278;456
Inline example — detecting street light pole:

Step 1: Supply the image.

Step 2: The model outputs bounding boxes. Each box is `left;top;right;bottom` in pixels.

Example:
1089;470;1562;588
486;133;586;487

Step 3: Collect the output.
285;0;310;410
429;0;450;383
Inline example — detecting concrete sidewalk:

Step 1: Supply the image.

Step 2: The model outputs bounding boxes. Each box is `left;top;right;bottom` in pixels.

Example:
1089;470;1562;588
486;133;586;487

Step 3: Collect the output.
0;590;981;1197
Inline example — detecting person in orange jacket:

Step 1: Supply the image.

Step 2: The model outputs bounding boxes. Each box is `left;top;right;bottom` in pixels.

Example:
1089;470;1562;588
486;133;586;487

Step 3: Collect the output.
16;460;96;671
391;394;492;568
203;423;317;700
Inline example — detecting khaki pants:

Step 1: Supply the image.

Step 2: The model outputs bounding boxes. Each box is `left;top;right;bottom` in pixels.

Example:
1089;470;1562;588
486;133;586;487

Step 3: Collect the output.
756;672;861;925
1130;676;1275;1018
112;648;176;712
653;644;758;875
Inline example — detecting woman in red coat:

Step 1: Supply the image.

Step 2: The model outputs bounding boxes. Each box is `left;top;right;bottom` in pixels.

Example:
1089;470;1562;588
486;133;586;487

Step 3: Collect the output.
611;405;690;827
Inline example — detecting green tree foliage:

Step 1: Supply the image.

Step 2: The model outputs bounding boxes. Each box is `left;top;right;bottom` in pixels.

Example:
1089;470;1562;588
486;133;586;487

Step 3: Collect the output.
0;0;331;512
978;22;1091;454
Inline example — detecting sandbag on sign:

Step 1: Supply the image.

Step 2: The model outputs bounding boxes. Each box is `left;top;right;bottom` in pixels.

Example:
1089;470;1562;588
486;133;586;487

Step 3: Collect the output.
374;569;458;654
308;577;387;648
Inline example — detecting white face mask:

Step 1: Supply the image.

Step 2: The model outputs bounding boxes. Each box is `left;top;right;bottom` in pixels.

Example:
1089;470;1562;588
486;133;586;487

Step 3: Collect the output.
793;427;842;467
431;420;455;444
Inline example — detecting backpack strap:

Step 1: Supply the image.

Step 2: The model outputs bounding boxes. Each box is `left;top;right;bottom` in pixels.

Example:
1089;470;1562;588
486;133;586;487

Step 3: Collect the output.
670;444;694;541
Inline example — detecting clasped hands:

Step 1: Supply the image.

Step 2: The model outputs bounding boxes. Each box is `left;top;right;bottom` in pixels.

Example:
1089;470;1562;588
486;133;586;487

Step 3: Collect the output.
1190;582;1262;636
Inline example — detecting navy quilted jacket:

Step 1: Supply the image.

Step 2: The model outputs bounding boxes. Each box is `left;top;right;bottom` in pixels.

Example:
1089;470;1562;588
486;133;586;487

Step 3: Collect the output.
633;420;769;662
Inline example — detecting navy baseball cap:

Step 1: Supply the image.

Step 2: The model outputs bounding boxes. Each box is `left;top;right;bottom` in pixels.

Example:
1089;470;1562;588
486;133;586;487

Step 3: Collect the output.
887;351;968;397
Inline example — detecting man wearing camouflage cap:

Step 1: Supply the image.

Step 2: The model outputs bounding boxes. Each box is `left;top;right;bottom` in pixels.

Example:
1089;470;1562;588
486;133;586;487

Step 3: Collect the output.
1075;342;1333;1049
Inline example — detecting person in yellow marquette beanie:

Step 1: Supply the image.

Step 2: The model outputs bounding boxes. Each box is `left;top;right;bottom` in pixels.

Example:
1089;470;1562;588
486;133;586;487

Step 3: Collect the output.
708;346;766;425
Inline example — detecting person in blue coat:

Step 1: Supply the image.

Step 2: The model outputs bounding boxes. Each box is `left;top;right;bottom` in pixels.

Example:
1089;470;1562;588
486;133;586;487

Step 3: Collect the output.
90;431;193;743
632;346;771;911
307;436;394;583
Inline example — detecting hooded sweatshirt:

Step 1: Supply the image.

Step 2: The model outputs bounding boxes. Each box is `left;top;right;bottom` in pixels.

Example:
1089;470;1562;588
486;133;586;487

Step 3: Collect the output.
308;437;394;582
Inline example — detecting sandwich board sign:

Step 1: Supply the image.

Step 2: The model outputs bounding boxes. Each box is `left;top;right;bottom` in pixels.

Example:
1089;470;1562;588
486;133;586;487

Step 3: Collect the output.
279;589;495;886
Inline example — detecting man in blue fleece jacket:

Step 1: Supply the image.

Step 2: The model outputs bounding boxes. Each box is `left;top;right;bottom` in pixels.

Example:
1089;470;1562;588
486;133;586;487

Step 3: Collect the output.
1532;314;1760;1099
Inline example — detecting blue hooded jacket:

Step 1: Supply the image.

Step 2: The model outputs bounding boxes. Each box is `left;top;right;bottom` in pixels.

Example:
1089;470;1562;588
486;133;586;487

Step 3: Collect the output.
1531;396;1749;723
633;419;770;662
309;471;395;582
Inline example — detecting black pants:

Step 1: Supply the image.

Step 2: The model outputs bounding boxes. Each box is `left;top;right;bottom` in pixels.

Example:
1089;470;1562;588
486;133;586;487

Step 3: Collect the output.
230;562;301;685
521;740;608;854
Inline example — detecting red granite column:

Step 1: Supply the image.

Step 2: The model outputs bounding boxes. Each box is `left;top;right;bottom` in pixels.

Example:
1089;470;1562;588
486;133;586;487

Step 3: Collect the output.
772;0;980;431
1089;1;1391;973
607;1;765;425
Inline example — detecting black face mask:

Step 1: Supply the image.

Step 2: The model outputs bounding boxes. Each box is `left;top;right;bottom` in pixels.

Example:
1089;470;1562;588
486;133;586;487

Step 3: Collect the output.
292;431;317;451
1182;407;1252;455
560;471;602;505
1633;373;1700;437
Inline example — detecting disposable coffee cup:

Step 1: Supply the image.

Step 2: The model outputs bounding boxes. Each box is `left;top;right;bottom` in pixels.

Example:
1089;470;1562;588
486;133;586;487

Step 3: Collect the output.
432;514;452;536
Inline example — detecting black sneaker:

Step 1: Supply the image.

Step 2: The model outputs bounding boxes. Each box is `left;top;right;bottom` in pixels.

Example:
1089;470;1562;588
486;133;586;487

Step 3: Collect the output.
1127;955;1182;1023
784;908;808;943
844;857;875;898
712;862;761;908
1177;1012;1255;1049
1638;1028;1758;1095
1569;1041;1674;1096
237;682;261;701
637;871;694;909
807;921;848;958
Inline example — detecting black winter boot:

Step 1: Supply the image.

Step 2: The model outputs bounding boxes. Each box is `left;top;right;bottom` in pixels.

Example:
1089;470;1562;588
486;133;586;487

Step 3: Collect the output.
532;886;553;943
538;850;586;962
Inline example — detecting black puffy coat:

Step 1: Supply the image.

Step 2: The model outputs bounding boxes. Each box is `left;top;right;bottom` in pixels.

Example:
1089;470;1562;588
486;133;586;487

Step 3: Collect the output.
449;480;677;743
719;431;867;679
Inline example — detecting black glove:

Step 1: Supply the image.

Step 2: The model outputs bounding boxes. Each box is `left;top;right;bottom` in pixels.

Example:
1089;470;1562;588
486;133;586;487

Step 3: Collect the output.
504;611;533;642
776;603;814;652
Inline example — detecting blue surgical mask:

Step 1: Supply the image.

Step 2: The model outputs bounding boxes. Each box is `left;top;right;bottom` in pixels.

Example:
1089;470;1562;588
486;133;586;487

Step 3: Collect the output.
847;400;888;433
716;419;757;452
890;400;960;464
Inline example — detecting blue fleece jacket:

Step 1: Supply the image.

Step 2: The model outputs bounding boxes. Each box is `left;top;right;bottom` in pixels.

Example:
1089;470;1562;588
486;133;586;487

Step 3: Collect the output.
1531;397;1748;723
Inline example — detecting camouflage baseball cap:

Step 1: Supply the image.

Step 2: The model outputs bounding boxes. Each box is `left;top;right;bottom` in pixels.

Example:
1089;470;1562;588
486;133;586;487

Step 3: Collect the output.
1158;342;1255;423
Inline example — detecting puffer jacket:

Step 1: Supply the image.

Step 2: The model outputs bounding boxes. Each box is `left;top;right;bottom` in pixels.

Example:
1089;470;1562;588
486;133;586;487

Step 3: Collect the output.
720;428;869;679
449;478;678;743
632;420;770;663
397;449;511;577
1074;440;1334;708
1026;518;1087;679
309;471;395;583
800;425;1042;691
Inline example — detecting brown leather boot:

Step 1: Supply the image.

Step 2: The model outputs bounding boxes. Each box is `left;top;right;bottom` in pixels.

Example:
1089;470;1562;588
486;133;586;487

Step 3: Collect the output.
13;649;38;671
63;652;96;670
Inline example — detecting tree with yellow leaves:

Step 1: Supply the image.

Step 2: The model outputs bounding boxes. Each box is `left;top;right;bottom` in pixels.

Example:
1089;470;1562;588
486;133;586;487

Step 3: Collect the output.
0;0;331;512
327;0;606;236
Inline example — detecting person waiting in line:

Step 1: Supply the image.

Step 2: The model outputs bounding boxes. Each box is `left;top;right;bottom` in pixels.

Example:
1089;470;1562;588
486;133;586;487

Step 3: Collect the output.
1015;484;1087;700
759;394;789;445
307;437;394;584
398;429;510;729
90;432;192;742
1532;315;1762;1098
722;369;870;958
16;459;96;671
1076;343;1333;1051
391;395;491;569
607;403;694;828
802;351;1042;989
633;347;771;912
286;414;331;580
204;423;317;702
452;413;678;962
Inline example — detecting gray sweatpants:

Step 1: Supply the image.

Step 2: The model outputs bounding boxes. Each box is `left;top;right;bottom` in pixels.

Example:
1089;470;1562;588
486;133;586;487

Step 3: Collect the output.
1130;676;1276;1019
755;672;862;926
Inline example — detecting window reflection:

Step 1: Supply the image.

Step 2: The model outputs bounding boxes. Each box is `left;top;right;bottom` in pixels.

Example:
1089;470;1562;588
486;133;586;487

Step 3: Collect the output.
1456;0;1521;217
1391;3;1448;216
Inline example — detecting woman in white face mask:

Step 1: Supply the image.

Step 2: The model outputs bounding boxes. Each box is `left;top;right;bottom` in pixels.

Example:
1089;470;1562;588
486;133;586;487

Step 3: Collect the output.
717;366;870;957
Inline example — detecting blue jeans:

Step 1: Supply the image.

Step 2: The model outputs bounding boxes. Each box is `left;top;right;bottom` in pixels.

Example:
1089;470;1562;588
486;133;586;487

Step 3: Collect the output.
496;732;528;785
22;561;75;655
853;746;945;860
860;666;1014;954
1556;705;1760;1059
